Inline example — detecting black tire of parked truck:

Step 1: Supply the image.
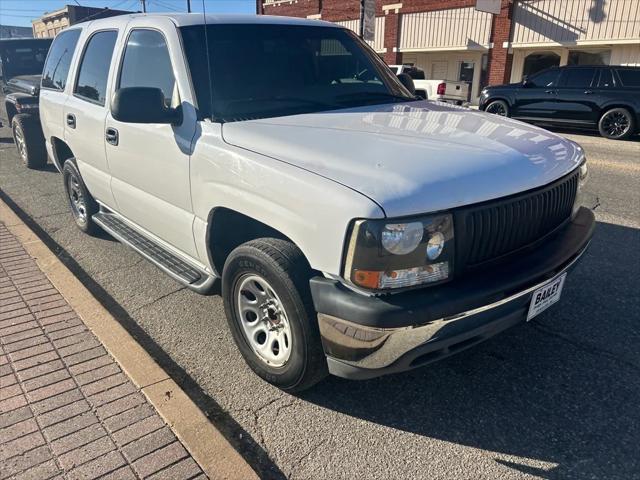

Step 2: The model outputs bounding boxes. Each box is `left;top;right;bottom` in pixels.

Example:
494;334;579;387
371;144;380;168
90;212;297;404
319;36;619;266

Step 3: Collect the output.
11;114;47;169
62;159;100;235
598;107;636;140
222;238;328;392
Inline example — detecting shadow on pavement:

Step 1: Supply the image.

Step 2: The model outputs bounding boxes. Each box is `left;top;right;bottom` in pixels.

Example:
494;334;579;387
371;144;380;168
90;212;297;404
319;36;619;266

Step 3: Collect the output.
301;221;640;479
0;191;288;480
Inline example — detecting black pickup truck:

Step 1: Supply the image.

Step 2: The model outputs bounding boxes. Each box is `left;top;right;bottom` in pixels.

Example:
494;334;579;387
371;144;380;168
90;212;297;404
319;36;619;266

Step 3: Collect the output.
479;65;640;140
0;38;52;168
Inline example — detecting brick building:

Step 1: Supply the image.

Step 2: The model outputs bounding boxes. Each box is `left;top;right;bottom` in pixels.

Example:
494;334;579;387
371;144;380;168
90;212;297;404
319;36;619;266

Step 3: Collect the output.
258;0;640;104
32;5;134;39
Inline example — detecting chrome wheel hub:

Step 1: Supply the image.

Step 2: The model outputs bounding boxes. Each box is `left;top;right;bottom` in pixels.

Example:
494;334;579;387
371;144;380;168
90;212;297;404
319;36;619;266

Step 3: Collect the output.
67;174;87;222
236;274;292;367
13;125;27;160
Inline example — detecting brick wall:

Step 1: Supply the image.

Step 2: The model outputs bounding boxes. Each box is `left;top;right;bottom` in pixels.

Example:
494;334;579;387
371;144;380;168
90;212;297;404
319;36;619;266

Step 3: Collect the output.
486;0;514;85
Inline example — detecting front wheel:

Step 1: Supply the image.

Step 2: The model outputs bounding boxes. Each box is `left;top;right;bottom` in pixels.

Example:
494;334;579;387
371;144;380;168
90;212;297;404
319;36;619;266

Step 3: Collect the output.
222;238;327;392
485;100;509;117
598;108;635;140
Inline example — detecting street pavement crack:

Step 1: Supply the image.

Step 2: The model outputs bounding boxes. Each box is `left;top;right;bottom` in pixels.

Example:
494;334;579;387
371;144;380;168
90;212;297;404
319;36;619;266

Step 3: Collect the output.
130;286;186;313
532;323;640;372
287;438;328;479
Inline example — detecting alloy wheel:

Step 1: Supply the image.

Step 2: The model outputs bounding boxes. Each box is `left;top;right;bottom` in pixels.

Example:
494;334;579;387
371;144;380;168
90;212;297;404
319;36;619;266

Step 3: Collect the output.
13;124;27;162
486;102;507;116
235;274;292;368
602;111;630;139
67;173;87;223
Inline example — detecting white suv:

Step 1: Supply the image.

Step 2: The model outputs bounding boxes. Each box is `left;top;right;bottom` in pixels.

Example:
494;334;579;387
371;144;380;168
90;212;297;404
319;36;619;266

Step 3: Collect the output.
38;14;595;391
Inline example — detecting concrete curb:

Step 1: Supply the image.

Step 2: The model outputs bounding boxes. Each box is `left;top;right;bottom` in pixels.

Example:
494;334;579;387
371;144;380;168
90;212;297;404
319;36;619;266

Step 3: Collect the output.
0;198;259;480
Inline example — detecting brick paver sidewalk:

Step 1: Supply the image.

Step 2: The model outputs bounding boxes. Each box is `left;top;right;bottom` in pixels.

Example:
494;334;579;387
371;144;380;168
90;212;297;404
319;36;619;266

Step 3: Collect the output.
0;222;206;480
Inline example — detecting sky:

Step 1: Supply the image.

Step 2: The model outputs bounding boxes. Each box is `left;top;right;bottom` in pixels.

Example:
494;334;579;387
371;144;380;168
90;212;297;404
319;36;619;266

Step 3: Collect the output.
0;0;256;27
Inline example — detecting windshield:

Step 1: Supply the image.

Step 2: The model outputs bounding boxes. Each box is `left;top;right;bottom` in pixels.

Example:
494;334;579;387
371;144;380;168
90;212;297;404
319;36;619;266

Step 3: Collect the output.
0;41;52;79
180;24;414;122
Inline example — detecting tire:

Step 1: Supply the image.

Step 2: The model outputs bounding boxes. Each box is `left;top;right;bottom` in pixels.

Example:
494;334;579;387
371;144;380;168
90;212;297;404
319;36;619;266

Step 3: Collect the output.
222;238;328;392
598;107;635;140
62;160;99;235
11;114;47;169
485;100;509;117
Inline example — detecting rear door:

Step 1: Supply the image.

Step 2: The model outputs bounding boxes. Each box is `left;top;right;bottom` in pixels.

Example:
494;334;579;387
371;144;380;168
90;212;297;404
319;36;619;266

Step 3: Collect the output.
63;29;121;208
512;68;561;120
554;67;599;124
39;29;81;161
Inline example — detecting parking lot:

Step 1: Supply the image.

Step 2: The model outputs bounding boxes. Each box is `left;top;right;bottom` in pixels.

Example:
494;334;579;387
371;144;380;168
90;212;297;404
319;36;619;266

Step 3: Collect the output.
1;116;639;479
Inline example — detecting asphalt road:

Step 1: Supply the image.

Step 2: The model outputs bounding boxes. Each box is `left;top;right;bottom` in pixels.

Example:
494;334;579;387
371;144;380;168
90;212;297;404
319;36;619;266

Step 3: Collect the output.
1;116;639;479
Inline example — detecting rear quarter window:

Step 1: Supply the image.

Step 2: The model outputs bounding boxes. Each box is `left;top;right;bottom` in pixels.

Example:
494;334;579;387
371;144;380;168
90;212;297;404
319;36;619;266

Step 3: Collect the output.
616;69;640;87
42;30;81;91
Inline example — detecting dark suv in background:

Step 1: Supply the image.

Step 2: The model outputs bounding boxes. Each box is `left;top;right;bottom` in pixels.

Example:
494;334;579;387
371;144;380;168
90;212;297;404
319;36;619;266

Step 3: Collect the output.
479;65;640;140
0;38;52;168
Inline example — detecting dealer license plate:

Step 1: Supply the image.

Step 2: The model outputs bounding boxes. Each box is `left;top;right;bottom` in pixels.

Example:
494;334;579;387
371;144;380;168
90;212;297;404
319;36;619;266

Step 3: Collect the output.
527;273;567;321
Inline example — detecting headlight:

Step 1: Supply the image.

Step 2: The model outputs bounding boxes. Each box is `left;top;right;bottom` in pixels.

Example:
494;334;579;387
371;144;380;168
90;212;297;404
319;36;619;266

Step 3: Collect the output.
344;213;454;291
572;157;589;217
381;222;423;255
16;102;38;112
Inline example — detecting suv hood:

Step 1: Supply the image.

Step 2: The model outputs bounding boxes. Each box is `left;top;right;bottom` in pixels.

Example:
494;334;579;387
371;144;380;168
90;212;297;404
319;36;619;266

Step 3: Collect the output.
222;101;583;217
6;75;41;96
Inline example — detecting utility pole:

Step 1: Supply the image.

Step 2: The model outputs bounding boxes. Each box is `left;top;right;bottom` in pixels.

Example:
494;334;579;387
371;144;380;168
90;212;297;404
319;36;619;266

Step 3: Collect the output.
141;0;146;13
187;0;191;12
359;0;365;38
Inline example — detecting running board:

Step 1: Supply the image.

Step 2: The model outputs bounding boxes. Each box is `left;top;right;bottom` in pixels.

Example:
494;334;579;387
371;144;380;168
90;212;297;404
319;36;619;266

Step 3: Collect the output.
93;212;216;294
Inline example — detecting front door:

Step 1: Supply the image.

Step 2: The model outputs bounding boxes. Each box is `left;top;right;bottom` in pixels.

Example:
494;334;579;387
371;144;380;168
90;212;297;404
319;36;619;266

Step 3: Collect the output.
513;67;561;120
105;19;199;258
64;29;120;208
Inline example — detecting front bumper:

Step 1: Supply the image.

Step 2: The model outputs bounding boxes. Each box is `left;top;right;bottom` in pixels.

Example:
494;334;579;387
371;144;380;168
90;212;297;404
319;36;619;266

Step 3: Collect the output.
310;207;595;380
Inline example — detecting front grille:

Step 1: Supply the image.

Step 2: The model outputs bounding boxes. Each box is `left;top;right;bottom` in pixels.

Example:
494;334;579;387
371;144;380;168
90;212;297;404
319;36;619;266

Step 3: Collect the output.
454;170;579;270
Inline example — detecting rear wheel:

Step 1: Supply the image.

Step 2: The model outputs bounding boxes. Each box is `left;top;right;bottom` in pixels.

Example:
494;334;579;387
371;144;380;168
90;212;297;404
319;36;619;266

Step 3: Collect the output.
222;238;327;392
11;114;47;169
598;108;635;140
62;160;99;234
485;100;509;117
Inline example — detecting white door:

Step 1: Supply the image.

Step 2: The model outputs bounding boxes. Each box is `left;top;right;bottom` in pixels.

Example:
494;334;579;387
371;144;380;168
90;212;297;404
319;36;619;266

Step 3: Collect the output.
105;20;199;258
431;61;448;80
63;29;120;208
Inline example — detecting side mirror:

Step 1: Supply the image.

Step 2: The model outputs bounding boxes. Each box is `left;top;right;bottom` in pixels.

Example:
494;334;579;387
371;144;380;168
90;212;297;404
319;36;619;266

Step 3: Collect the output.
111;87;181;125
522;78;533;88
397;73;416;95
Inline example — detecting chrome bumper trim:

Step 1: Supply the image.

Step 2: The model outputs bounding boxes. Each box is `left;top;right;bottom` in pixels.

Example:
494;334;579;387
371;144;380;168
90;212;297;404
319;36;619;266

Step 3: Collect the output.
319;243;590;371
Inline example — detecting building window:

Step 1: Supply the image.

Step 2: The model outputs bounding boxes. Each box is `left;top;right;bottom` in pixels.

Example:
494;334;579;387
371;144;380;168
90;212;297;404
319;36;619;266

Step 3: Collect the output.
458;61;475;83
523;52;560;78
568;50;611;66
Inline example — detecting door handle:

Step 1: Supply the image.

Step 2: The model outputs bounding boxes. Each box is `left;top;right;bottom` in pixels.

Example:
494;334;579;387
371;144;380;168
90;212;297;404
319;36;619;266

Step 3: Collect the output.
584;90;594;94
66;113;76;129
105;127;119;146
544;90;556;94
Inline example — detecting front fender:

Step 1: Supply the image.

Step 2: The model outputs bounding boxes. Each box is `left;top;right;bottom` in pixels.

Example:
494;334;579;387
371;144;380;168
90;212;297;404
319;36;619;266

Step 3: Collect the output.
190;124;384;276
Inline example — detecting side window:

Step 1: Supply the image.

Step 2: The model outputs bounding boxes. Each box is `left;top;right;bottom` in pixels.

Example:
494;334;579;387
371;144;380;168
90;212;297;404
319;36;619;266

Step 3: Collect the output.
528;69;560;87
562;68;596;88
42;29;81;91
598;69;614;88
119;29;176;107
74;31;118;105
616;69;640;87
